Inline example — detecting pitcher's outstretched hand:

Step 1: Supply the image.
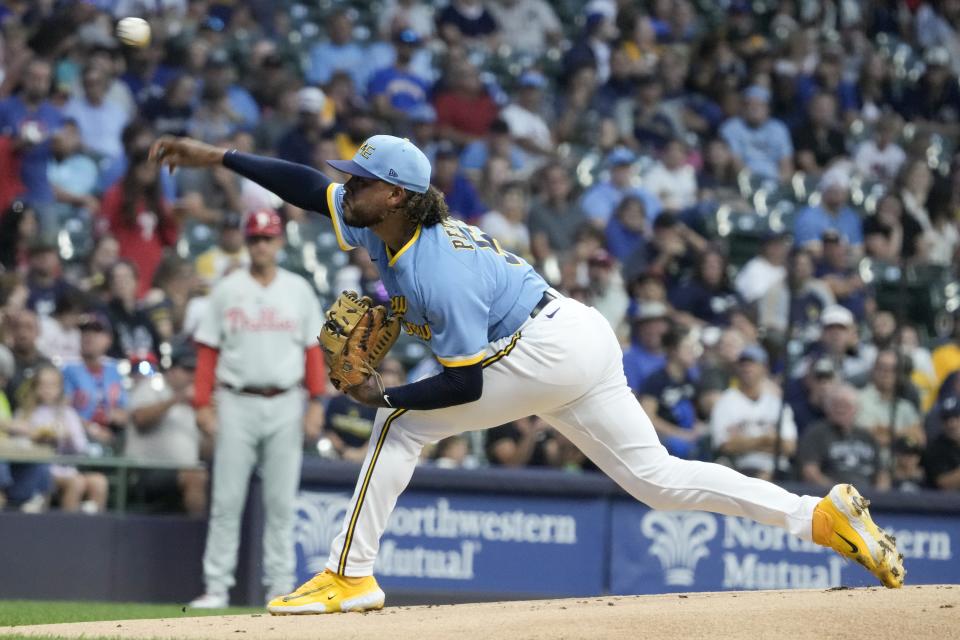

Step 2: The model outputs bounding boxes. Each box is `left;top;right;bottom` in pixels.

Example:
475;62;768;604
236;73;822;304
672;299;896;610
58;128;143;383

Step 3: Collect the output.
149;136;226;173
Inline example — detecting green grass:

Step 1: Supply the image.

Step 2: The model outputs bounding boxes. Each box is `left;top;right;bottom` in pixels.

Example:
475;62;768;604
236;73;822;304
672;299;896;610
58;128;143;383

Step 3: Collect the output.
0;599;263;639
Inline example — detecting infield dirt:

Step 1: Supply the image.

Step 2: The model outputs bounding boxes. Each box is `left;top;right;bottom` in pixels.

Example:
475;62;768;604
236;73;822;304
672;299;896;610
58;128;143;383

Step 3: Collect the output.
3;584;957;640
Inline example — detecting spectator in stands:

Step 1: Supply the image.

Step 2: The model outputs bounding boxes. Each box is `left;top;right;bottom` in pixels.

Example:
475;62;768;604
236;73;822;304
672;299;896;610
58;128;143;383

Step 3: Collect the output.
141;73;196;138
581;148;661;227
478;181;531;256
697;137;740;201
586;249;629;332
639;324;704;459
605;196;648;262
459;119;528;184
891;435;926;492
527;163;585;261
720;85;794;182
99;149;178;298
624;211;704;286
794;168;864;255
437;0;499;49
711;344;796;480
670;247;742;327
128;340;207;515
927;188;960;267
6;309;51;411
858;349;924;448
62;311;128;450
36;289;85;364
143;256;198;342
642;138;698;213
379;0;436;41
925;395;960;490
797;304;874;385
275;87;334;167
815;230;868;322
307;10;377;89
499;71;554;159
431;435;473;468
175;136;244;227
798;383;889;490
203;50;259;131
368;30;431;126
64;64;129;161
863;193;923;263
194;212;248;289
486;416;553;467
0;200;38;272
47;119;99;220
253;83;299;155
27;240;80;319
624;74;680;152
900;46;960;138
102;261;162;363
734;231;789;304
622;301;669;393
0;57;63;217
14;363;108;512
433;59;499;144
853;113;905;183
489;0;561;56
97;119;176;202
562;7;617;84
758;247;834;340
431;140;486;222
792;92;846;177
786;356;836;434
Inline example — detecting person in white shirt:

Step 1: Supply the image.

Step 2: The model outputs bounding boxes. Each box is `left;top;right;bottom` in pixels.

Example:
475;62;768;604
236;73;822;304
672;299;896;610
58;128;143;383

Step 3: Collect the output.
642;138;698;212
499;71;554;158
711;344;797;480
478;181;531;257
488;0;562;56
853;115;906;184
734;230;790;303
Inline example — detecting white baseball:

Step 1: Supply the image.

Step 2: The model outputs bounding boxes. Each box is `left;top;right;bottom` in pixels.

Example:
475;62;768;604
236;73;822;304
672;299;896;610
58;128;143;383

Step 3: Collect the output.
117;17;151;48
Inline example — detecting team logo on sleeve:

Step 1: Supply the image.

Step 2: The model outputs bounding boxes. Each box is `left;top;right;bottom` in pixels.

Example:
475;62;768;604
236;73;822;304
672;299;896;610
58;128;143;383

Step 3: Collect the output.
390;296;408;316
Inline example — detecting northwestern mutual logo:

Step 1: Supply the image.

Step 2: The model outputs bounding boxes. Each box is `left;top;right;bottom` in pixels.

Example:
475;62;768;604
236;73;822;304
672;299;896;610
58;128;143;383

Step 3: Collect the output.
641;511;717;586
295;492;579;582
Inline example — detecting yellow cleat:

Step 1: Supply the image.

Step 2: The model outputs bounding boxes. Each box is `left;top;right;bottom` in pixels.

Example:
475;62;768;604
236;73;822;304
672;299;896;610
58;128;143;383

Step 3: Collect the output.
812;484;905;588
267;569;385;615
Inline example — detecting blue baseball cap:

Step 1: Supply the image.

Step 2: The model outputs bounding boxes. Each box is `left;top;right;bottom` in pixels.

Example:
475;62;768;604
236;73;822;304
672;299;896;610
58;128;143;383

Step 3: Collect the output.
738;344;769;365
606;147;637;167
327;135;432;194
518;70;548;89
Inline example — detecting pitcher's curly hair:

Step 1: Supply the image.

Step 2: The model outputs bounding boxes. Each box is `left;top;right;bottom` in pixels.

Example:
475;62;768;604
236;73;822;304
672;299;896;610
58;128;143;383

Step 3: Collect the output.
399;185;450;227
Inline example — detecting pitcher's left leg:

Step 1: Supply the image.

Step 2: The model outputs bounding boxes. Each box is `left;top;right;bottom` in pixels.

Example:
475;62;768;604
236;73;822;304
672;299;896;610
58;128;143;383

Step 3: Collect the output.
544;381;819;539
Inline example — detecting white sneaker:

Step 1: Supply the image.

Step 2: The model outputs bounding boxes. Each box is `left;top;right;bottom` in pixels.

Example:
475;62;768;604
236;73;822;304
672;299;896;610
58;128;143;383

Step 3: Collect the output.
189;593;229;609
19;494;46;514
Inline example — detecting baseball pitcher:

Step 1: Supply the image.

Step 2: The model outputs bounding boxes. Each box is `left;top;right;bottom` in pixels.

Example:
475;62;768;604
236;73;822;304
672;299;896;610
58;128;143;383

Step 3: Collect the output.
151;134;904;615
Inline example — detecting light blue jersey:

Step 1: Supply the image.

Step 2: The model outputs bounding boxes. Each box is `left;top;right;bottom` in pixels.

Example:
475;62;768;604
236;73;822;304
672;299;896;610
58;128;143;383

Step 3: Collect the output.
326;183;548;367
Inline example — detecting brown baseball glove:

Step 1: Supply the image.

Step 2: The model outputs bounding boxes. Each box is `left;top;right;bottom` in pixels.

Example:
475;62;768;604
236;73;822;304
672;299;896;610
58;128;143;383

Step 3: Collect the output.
318;291;401;391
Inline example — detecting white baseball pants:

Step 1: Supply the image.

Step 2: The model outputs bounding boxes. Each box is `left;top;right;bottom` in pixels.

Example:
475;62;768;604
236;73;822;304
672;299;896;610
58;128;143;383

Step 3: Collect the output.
326;297;820;576
204;387;304;596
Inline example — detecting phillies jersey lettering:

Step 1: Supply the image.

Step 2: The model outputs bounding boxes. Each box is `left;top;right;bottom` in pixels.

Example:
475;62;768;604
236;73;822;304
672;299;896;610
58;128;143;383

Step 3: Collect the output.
326;182;547;367
194;268;322;389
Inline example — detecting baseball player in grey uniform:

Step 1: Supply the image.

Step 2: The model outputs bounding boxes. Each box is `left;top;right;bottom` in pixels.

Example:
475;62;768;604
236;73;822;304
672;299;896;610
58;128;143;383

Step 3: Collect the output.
188;209;325;608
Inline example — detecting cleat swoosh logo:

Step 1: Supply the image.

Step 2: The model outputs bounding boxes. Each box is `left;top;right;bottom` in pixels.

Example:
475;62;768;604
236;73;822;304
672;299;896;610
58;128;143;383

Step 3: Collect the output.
545;309;559;319
328;594;336;600
836;532;859;554
282;586;330;602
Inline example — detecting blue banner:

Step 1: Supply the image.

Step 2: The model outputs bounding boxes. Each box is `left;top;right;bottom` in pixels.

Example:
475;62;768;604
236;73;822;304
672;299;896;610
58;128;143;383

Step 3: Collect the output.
609;500;959;594
295;489;609;595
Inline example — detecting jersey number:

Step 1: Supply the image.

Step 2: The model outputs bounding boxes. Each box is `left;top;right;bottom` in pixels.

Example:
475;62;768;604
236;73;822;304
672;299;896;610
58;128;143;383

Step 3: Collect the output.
464;225;522;265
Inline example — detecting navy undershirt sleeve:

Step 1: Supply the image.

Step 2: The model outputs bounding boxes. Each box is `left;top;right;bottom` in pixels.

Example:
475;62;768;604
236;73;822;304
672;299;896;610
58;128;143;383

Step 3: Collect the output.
384;363;483;410
223;150;333;217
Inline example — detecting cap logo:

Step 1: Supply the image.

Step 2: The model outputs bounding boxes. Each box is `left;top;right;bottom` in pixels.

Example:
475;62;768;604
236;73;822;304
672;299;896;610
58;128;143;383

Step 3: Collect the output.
388;168;399;178
358;142;375;159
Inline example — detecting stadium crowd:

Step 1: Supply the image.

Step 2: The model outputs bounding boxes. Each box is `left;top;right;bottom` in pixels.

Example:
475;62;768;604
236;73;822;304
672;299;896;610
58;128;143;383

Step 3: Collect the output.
2;0;960;515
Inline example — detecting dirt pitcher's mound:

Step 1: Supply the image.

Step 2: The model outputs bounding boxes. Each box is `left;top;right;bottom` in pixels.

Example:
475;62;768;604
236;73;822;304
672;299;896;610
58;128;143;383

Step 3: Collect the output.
4;585;958;640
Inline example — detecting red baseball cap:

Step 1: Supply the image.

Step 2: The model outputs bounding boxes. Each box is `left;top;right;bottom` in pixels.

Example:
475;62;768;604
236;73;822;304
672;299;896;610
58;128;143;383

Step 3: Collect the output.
244;209;283;238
